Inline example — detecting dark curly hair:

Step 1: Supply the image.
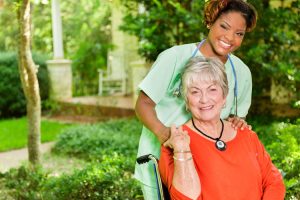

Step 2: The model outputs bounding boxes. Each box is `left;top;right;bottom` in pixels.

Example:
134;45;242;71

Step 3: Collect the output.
204;0;257;32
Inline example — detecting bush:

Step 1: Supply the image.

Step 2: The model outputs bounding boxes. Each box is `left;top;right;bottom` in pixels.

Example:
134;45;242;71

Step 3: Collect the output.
43;155;142;200
250;117;300;199
52;118;142;161
0;118;143;200
264;121;300;199
0;52;49;118
1;158;141;200
2;166;47;200
48;117;143;199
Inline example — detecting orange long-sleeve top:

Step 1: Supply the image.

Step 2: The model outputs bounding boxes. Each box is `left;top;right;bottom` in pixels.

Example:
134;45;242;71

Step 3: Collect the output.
159;126;285;200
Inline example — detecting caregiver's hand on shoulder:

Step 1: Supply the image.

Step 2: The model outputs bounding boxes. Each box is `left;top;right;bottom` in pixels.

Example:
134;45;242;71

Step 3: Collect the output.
227;115;252;130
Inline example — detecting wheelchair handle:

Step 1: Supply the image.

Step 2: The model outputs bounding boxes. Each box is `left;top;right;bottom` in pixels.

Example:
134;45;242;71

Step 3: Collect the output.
136;154;156;164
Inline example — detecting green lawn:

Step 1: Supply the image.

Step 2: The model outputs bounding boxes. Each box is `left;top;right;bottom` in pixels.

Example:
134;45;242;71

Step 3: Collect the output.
0;117;74;152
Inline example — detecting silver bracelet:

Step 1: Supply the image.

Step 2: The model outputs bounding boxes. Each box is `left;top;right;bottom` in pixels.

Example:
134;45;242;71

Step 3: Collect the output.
173;150;191;153
173;155;193;162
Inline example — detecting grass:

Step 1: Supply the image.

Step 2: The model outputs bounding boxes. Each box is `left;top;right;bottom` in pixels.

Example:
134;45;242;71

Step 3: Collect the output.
0;117;74;152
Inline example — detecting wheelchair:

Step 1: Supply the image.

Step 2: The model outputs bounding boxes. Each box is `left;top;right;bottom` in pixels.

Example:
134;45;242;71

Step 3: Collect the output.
137;154;171;200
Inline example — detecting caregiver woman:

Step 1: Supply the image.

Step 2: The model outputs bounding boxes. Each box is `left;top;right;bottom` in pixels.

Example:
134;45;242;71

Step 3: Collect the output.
134;0;258;199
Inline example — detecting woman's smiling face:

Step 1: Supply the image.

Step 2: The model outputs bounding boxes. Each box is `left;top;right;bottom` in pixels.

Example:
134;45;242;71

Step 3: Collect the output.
187;80;226;122
207;11;247;58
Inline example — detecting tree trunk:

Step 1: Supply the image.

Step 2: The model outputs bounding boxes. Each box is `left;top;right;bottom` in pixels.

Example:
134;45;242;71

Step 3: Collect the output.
17;0;41;167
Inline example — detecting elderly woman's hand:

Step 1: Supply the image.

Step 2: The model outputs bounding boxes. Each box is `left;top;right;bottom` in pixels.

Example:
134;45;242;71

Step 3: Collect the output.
227;116;252;130
163;125;190;151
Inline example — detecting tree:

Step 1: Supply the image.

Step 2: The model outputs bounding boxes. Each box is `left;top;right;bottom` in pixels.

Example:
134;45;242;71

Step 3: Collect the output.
120;0;206;61
237;0;300;98
1;0;112;96
16;0;41;167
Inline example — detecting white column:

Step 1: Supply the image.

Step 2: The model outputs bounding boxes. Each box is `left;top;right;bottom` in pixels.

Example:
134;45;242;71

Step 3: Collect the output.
47;59;72;100
51;0;64;59
47;0;72;100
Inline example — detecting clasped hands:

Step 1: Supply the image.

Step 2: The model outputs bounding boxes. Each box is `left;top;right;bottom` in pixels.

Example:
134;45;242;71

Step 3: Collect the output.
163;125;190;150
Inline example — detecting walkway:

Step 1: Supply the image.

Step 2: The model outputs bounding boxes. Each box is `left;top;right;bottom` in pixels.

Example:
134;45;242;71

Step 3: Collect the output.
0;95;136;173
0;142;54;173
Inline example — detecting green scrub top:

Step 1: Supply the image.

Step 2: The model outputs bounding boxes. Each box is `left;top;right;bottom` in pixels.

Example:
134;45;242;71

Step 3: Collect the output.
134;42;252;187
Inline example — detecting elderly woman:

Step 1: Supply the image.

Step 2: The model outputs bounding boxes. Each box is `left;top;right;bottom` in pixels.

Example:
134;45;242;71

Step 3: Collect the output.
159;56;285;200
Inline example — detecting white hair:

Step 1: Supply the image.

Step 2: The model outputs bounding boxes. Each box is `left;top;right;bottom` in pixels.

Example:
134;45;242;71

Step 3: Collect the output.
181;56;229;103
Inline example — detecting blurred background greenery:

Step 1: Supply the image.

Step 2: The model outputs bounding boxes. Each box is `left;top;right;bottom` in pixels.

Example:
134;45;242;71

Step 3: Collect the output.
1;0;299;100
0;0;299;199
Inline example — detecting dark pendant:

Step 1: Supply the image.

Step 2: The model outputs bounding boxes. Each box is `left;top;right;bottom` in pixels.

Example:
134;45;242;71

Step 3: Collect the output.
215;140;226;151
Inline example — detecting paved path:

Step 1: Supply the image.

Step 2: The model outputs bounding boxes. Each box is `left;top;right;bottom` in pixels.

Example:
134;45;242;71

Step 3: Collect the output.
0;142;54;173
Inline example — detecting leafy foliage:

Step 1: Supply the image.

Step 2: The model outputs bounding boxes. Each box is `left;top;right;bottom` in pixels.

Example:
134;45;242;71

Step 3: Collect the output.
0;1;19;52
43;156;142;200
0;0;112;96
0;1;52;54
249;117;300;199
0;52;49;118
237;0;300;97
3;166;47;200
120;0;206;61
49;117;143;199
52;118;142;160
2;156;142;200
0;118;143;200
60;0;112;96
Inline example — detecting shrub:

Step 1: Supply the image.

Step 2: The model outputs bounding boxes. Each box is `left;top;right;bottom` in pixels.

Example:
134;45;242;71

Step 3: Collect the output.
43;155;142;200
52;118;142;161
264;121;300;199
3;166;47;200
250;117;300;199
0;52;49;118
48;117;143;199
0;118;143;200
